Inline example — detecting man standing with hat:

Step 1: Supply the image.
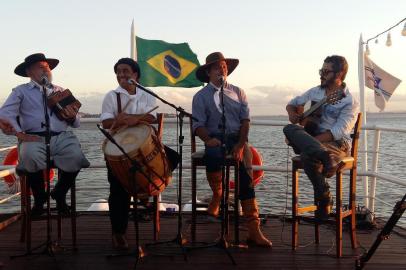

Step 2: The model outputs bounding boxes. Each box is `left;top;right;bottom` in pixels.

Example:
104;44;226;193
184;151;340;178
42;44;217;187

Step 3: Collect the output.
0;53;90;215
192;52;271;247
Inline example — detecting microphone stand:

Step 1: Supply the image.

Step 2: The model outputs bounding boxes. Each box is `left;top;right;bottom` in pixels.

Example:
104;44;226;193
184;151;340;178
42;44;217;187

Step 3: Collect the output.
134;82;196;259
355;193;406;270
217;79;236;264
11;82;56;259
182;79;237;265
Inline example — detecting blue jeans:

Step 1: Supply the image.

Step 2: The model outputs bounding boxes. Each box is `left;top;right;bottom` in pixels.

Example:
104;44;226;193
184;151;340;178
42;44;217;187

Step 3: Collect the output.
283;124;348;200
204;134;255;201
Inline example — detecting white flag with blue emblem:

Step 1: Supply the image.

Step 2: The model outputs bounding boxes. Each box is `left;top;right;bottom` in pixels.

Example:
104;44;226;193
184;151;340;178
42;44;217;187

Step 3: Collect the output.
364;55;401;111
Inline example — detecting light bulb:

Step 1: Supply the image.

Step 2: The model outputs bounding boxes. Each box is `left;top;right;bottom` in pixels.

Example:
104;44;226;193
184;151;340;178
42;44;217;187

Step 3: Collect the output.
386;32;392;47
402;22;406;36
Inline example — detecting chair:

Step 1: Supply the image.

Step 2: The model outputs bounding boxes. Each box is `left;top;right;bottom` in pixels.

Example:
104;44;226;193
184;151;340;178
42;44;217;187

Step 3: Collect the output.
130;112;165;241
291;112;362;257
189;117;240;244
20;169;77;253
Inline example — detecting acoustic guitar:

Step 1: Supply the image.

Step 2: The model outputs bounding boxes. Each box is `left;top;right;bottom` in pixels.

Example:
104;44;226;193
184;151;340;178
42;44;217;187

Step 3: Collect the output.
296;89;345;136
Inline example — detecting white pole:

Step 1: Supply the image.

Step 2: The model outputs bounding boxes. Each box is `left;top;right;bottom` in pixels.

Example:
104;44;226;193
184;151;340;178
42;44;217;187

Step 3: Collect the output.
370;129;380;213
130;19;137;61
358;34;369;208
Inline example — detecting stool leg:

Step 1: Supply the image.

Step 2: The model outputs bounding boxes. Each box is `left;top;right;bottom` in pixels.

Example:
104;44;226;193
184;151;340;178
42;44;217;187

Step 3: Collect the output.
292;166;299;250
336;172;343;258
71;182;77;249
153;195;160;241
224;165;230;237
223;166;230;237
349;168;357;249
315;197;320;244
234;164;240;245
191;162;197;242
58;215;62;242
26;179;32;253
20;176;27;243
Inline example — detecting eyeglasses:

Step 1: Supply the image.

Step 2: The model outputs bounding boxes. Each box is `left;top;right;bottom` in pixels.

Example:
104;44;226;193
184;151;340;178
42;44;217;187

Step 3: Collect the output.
319;69;335;76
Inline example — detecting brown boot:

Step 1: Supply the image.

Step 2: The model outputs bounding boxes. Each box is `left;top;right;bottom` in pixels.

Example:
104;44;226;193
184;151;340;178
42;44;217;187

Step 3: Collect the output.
241;198;272;247
206;171;223;217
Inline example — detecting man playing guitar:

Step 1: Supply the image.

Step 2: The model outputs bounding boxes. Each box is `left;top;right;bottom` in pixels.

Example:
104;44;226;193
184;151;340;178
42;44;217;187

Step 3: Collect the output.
283;55;359;221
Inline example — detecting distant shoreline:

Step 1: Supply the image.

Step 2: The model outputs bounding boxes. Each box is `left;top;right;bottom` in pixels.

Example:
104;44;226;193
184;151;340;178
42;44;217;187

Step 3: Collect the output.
79;111;406;119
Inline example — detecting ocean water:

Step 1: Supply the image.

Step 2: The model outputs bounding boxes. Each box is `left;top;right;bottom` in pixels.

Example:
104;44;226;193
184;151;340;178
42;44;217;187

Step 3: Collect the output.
1;113;405;226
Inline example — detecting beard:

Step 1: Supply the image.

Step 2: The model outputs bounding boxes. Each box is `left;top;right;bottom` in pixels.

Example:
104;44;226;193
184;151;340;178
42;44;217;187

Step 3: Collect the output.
320;76;335;88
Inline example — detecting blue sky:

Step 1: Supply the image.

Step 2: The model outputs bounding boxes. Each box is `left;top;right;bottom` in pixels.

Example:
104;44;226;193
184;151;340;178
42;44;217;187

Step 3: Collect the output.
0;0;405;115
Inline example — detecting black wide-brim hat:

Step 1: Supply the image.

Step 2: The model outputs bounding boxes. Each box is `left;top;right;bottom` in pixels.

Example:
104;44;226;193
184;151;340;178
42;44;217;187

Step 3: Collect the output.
195;52;239;83
14;53;59;77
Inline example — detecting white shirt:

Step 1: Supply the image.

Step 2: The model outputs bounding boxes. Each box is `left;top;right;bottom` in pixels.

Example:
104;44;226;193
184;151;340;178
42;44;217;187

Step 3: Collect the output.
100;86;157;122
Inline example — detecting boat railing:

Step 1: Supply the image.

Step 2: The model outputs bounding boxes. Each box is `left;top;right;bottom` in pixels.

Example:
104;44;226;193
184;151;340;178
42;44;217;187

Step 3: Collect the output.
0;119;405;223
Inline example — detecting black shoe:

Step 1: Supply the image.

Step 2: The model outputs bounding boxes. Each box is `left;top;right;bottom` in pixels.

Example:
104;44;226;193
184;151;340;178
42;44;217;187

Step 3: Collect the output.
31;205;45;217
50;190;71;215
315;195;333;222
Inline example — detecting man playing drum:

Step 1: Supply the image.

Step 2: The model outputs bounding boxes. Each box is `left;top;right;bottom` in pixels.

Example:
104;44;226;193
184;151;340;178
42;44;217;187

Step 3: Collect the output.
100;58;157;250
192;52;271;247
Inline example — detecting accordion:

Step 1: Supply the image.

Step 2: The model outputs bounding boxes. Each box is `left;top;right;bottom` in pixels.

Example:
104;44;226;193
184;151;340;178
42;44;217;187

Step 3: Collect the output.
47;89;81;121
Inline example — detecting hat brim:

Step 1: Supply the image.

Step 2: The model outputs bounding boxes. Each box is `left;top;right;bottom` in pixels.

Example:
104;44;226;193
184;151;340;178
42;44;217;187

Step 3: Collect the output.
14;58;59;77
196;58;239;83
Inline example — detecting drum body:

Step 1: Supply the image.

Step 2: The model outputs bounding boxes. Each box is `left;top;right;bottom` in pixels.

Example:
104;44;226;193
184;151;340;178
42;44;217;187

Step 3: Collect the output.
103;125;171;196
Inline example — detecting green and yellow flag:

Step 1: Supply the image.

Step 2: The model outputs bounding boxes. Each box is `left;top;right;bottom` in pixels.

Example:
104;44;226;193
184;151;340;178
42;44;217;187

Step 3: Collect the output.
136;37;203;88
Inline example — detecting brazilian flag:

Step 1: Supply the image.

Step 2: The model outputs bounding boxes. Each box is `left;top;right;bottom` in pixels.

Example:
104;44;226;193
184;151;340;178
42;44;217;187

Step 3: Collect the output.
136;37;203;88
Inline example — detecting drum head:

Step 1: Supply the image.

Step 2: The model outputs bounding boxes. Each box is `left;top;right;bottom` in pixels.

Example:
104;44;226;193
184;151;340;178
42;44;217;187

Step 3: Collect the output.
104;125;152;156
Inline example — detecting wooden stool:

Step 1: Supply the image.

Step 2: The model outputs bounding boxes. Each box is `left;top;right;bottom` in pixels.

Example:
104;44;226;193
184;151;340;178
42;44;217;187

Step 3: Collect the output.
291;113;362;257
20;170;77;252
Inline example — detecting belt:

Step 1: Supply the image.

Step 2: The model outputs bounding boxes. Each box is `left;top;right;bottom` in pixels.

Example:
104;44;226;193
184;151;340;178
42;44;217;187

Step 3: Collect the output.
25;131;62;137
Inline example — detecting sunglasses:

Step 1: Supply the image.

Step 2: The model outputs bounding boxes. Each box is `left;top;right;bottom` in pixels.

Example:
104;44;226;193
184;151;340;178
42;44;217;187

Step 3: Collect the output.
319;69;335;76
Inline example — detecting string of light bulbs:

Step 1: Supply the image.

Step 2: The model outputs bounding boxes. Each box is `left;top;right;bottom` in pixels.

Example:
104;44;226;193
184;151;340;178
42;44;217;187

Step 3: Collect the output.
365;17;406;55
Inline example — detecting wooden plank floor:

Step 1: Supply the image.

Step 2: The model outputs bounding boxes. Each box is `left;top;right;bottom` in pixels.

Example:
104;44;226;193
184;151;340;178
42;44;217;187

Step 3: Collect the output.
0;212;405;270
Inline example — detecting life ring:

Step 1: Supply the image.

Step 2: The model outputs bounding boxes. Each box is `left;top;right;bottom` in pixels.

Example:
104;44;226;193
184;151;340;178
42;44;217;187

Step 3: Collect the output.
2;148;55;188
230;146;264;189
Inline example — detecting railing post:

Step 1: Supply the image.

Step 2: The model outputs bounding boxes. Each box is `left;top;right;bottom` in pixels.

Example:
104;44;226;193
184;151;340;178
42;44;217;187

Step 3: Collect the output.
370;129;381;213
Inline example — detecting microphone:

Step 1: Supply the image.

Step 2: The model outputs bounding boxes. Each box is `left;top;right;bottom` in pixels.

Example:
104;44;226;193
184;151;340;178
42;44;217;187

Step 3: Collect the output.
128;79;158;98
41;75;49;85
40;75;52;88
128;78;137;85
219;75;225;87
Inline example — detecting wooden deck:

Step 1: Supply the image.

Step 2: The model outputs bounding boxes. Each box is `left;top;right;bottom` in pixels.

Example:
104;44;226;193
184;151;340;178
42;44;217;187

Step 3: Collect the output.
0;212;405;270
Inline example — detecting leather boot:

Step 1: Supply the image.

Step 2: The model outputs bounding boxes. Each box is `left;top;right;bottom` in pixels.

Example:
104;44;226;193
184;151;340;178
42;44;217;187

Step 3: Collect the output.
241;198;272;247
206;171;223;217
315;192;333;222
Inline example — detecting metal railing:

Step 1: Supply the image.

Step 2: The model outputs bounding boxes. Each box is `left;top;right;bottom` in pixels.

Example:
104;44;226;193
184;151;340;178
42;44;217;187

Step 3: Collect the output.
1;119;405;219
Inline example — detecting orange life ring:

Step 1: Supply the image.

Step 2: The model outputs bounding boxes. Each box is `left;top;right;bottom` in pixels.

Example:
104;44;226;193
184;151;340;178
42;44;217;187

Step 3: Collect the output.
2;148;55;188
230;146;264;189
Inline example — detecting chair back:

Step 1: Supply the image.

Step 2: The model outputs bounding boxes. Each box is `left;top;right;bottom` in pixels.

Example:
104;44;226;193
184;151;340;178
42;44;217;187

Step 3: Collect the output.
189;116;197;154
156;113;164;140
350;113;362;161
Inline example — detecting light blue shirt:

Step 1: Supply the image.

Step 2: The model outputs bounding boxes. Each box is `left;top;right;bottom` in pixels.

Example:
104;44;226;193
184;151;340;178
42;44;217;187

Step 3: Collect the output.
192;82;250;136
288;85;359;145
0;81;80;133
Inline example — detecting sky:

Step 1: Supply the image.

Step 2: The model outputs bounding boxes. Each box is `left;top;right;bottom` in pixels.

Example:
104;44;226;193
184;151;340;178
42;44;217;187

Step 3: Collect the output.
0;0;405;115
